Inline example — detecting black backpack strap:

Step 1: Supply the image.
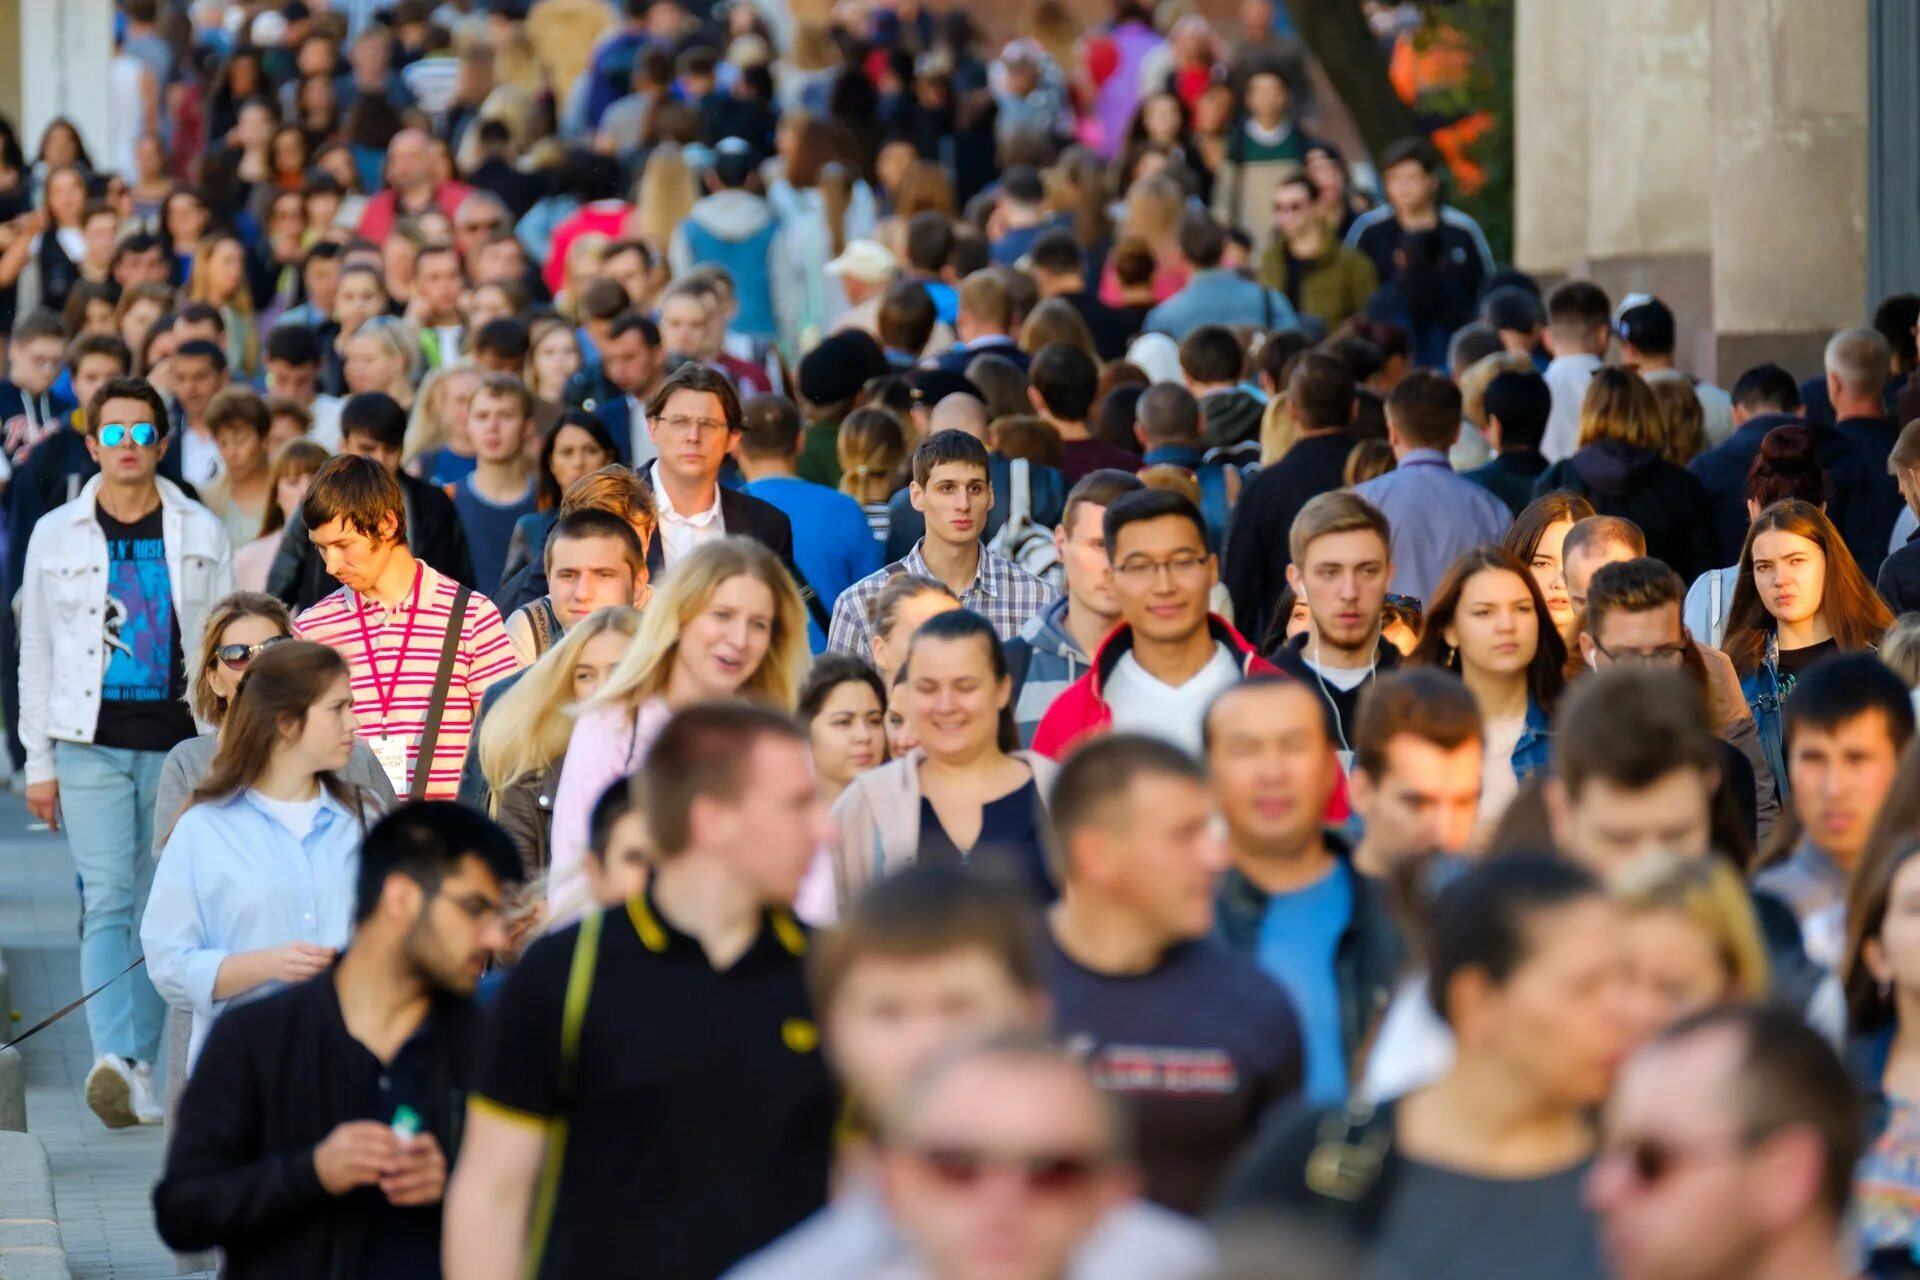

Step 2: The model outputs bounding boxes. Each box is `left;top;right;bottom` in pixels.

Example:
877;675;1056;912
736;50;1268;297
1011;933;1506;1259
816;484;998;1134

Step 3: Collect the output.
410;585;471;803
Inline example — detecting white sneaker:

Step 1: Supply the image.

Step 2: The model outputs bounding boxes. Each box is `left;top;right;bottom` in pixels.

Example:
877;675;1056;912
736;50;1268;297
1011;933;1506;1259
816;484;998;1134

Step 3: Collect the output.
130;1061;164;1125
85;1054;139;1129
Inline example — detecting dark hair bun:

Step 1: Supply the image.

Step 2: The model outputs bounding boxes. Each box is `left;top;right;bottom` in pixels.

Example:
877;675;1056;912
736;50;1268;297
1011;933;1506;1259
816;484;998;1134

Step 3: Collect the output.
1748;424;1826;507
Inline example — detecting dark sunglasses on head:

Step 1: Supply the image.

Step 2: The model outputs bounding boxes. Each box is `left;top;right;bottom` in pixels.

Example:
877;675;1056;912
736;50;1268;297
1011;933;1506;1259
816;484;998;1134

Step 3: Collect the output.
98;421;160;448
909;1145;1106;1195
214;634;289;669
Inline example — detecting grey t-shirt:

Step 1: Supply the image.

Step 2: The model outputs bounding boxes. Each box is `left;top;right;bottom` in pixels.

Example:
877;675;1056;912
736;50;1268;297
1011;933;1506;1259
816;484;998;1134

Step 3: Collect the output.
1367;1156;1602;1280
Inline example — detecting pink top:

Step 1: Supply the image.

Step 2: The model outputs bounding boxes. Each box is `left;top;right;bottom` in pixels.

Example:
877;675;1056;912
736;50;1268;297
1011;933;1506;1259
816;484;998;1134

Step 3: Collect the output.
544;201;632;295
356;181;475;246
546;696;672;921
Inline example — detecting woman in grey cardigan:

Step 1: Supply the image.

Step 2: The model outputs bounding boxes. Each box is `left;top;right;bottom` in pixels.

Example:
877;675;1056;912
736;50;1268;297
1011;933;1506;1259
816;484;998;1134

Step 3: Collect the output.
148;591;394;1274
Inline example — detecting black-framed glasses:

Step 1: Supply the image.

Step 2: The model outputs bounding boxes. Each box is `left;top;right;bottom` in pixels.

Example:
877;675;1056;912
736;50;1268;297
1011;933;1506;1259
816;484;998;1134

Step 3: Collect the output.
1593;640;1689;668
98;421;160;448
214;634;289;669
437;889;504;923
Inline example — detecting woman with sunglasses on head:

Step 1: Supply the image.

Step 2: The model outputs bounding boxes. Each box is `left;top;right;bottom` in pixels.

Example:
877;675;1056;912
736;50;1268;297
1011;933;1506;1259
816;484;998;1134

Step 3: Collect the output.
142;640;385;1075
830;610;1062;910
1409;545;1568;834
1722;499;1892;804
1221;854;1629;1280
545;537;811;919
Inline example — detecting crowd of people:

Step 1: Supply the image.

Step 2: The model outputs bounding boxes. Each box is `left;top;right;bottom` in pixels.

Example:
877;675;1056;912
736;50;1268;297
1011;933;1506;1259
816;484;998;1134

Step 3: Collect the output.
4;1;1920;1279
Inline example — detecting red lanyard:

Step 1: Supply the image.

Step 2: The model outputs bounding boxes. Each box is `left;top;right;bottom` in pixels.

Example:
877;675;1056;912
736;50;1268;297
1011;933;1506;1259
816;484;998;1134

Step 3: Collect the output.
352;565;424;727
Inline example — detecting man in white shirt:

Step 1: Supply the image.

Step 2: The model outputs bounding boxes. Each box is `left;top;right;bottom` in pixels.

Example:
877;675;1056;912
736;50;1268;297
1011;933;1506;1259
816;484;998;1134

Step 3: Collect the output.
1539;279;1612;463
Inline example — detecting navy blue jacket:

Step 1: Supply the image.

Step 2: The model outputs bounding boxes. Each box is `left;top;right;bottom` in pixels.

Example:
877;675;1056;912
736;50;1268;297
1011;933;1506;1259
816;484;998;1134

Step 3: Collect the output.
1833;415;1903;579
1688;413;1859;566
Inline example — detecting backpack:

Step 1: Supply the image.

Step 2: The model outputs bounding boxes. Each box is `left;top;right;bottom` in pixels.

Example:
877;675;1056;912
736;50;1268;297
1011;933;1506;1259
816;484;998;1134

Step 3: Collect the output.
988;458;1062;586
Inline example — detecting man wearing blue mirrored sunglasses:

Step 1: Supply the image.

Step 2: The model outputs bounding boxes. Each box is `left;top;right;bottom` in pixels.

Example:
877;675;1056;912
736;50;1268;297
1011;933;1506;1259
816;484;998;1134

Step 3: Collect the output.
17;375;235;1130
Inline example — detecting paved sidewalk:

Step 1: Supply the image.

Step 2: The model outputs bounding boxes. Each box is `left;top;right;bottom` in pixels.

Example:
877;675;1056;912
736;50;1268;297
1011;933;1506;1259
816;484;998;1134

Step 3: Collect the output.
1;791;207;1279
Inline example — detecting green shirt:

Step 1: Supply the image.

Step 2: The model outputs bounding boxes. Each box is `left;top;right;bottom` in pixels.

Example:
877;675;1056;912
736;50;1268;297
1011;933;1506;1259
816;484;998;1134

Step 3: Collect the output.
796;416;842;488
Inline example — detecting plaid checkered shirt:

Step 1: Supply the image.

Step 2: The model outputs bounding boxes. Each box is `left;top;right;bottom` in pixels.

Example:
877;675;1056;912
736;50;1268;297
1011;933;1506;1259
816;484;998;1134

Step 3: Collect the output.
826;540;1060;659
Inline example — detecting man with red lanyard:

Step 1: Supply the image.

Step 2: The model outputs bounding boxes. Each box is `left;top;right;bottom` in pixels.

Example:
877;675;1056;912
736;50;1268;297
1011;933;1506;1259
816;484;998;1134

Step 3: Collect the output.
292;455;520;801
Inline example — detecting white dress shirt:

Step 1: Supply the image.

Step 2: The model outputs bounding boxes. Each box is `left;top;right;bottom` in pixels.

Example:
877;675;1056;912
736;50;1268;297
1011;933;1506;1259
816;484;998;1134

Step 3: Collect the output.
654;479;726;564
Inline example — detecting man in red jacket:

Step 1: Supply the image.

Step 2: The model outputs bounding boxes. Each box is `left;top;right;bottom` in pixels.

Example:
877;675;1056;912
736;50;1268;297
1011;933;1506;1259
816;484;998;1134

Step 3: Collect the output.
1034;489;1277;759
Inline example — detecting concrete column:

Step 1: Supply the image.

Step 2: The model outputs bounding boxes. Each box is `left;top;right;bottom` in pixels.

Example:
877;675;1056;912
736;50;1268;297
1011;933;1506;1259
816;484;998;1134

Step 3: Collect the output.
1512;0;1595;274
0;0;116;175
1585;0;1713;263
1708;0;1868;381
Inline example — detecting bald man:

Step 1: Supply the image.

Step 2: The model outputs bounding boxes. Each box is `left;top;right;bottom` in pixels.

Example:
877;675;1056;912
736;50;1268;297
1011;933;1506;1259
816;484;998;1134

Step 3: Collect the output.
358;127;474;243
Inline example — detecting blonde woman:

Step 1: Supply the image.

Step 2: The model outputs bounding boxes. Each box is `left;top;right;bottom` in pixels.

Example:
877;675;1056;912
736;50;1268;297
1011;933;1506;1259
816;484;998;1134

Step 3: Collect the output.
1613;852;1770;1040
185;233;261;379
1098;173;1190;307
524;317;582;407
341;320;420;410
473;606;642;881
545;537;811;915
233;439;329;593
628;142;699;256
554;232;611;323
837;406;907;545
402;364;481;484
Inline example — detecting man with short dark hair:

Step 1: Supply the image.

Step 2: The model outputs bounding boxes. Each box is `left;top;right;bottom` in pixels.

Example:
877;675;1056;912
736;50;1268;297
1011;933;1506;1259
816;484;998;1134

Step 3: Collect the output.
1178;324;1265;459
1006;470;1144;743
1135;381;1241;553
1615;294;1735;447
1536;277;1613;462
1347;669;1483;878
447;703;838;1280
503;507;648;664
987;165;1060;267
450;374;539;593
20;374;233;1128
171;339;231;486
932;269;1030;374
1267;492;1399;733
1589;1005;1862;1280
1034;489;1273;758
1030;341;1138;483
1259;171;1378;334
1207;678;1402;1106
1758;653;1915;969
1027;227;1133;360
735;393;882;651
1688;363;1832;567
1351;369;1511;599
409;243;468;367
1224;350;1356;637
272;242;344;333
292;454;520;802
875;279;943;368
1042;733;1303;1213
1463;368;1552;516
1145;212;1297;340
267;392;476;610
155;804;522;1279
0;309;75;471
830;430;1058;655
577;311;663;468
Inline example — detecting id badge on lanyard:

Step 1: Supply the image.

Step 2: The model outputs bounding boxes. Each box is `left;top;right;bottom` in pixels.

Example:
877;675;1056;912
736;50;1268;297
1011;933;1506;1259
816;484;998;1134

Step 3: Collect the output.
367;732;412;795
356;568;424;796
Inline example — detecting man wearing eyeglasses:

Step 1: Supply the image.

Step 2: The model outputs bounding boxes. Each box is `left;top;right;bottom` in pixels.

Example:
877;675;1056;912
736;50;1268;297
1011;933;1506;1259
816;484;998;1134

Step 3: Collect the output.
1258;171;1377;334
1586;1004;1860;1280
18;375;233;1129
156;803;522;1278
1034;489;1276;759
1577;557;1779;843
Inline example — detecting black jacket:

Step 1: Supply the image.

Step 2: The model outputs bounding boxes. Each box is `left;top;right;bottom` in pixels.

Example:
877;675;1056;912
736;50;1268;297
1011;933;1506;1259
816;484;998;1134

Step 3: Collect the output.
1213;832;1403;1079
267;470;477;611
1462;449;1548;518
1833;415;1903;580
1223;431;1354;645
1687;412;1859;566
1266;634;1401;746
1879;530;1920;614
1535;441;1717;582
153;971;484;1280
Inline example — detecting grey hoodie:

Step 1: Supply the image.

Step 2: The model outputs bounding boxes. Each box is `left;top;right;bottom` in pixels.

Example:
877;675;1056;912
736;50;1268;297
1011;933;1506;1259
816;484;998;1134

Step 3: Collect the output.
1005;595;1095;746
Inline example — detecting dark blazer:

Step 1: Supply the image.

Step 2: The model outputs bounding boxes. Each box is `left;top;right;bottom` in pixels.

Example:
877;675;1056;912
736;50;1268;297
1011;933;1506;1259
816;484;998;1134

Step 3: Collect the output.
267;469;477;611
932;336;1030;376
1688;412;1865;566
153;971;484;1280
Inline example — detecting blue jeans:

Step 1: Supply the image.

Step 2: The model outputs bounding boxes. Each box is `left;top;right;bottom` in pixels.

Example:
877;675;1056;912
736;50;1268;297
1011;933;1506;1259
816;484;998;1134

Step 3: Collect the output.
53;741;167;1065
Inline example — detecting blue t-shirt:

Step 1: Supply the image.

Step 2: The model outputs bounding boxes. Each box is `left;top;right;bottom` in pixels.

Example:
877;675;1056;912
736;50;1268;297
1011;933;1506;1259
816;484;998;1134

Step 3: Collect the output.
450;475;539;593
742;476;882;651
93;501;196;752
1255;859;1354;1105
421;448;479;488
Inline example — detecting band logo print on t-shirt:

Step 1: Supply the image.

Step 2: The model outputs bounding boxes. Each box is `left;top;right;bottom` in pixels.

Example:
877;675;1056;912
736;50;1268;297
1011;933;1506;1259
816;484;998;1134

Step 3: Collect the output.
1066;1037;1242;1096
103;531;174;703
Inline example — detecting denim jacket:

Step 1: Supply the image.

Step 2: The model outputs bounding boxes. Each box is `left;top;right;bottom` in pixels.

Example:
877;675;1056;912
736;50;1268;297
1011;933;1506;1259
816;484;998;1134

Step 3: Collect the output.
1512;698;1554;784
1738;632;1787;806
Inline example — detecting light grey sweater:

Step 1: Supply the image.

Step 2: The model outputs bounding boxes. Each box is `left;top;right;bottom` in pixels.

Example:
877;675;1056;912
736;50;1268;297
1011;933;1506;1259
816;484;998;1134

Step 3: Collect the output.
151;733;400;855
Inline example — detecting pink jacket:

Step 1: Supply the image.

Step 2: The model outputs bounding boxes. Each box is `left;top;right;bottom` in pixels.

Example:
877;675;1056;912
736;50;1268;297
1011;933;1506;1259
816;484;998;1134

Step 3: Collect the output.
546;696;671;922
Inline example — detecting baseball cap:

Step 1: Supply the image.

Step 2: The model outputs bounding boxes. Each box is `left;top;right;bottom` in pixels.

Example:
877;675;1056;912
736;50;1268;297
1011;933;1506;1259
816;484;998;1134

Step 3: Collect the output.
825;240;901;285
1615;294;1676;354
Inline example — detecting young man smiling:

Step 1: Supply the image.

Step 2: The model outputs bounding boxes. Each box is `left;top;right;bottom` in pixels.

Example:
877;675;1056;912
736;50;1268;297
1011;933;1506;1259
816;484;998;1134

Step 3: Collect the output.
292;454;519;802
828;430;1058;657
20;375;233;1128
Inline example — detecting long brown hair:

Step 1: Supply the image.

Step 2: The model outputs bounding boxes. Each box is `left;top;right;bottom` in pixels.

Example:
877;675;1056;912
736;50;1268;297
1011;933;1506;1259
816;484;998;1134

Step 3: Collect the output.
1409;545;1569;716
185;641;367;818
1843;835;1920;1034
1722;500;1891;677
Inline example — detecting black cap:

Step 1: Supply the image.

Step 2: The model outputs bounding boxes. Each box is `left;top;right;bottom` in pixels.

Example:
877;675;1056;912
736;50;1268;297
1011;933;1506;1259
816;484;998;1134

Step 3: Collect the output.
798;331;890;406
905;367;982;406
1615;295;1676;355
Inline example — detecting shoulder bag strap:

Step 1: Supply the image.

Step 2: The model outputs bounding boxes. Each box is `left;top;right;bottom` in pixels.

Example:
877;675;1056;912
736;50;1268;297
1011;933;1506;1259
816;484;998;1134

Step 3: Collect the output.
522;908;604;1280
1010;457;1032;524
410;585;471;803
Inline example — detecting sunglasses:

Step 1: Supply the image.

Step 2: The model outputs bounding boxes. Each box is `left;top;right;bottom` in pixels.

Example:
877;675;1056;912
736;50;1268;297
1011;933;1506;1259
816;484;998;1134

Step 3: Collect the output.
98;421;160;448
1605;1135;1743;1187
214;634;289;669
908;1145;1107;1195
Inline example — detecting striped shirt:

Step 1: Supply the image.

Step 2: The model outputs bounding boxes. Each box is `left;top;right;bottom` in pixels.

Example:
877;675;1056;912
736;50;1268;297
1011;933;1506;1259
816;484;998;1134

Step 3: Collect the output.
293;562;521;802
826;539;1060;659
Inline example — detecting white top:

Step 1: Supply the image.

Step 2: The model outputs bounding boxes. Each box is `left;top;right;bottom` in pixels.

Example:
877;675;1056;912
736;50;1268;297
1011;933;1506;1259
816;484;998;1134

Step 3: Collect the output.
308;395;344;451
247;789;324;841
1480;713;1525;826
1541;352;1603;463
1104;643;1243;755
181;425;225;485
654;480;726;565
1302;656;1374;691
1363;977;1454;1102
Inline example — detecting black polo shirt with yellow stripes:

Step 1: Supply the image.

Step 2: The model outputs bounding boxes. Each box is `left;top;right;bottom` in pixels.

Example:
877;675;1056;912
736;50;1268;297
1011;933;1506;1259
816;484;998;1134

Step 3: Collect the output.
471;890;838;1280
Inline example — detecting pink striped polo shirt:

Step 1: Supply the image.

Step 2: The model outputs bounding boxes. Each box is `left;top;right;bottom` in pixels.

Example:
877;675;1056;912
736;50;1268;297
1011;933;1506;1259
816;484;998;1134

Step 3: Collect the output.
293;562;521;802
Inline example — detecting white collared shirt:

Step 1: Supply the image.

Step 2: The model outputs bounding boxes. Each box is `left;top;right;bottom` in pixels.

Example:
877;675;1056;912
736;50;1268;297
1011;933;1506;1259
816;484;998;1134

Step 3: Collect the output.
654;480;725;564
1541;352;1603;463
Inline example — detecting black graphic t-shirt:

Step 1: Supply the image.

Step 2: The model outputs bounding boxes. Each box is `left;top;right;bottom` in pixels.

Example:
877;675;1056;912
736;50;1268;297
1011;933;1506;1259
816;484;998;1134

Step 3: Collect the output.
91;502;196;753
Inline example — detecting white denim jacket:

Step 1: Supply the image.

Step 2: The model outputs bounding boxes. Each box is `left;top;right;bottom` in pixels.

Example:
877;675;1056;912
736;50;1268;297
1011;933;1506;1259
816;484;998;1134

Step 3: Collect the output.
18;474;232;783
